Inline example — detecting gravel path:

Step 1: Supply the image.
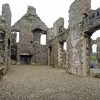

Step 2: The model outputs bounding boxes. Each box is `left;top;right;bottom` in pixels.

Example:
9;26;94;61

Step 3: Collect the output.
0;65;100;100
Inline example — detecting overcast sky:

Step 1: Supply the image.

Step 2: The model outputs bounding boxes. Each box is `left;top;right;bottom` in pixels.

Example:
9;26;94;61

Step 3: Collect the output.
0;0;99;27
0;0;100;52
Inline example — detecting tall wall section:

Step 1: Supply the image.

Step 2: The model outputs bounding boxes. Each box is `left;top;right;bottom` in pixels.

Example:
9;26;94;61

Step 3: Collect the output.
0;4;11;73
68;0;91;76
47;18;68;68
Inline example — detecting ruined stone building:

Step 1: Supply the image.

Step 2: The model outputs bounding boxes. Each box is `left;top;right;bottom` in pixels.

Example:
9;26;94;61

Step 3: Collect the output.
11;6;48;65
0;0;100;77
47;0;100;76
47;18;68;68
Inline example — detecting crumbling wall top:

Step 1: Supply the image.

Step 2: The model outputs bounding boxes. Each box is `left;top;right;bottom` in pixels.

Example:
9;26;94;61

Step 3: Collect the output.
12;5;47;32
0;3;11;32
2;3;11;24
47;28;54;41
69;0;91;28
53;17;64;37
27;6;36;16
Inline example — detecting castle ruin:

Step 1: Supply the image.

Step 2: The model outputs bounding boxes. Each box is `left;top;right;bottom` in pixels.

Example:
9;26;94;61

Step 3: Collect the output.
0;0;100;77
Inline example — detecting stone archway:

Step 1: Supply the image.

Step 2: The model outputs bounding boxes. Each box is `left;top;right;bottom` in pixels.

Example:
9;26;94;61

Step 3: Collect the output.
80;20;100;76
84;29;100;70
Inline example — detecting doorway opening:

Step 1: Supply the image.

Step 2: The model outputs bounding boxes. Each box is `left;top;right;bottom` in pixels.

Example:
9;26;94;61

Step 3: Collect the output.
89;30;100;69
48;46;52;65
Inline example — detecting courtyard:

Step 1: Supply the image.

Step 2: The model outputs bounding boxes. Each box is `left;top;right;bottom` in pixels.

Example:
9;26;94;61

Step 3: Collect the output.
0;65;100;100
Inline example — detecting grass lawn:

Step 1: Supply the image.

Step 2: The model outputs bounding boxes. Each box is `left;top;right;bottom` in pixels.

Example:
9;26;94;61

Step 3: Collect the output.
89;55;97;62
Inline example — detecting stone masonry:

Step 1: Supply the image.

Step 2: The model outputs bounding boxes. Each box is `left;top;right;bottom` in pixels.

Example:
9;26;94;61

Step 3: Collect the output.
47;18;68;68
11;6;48;65
47;0;100;76
0;0;100;77
0;4;11;75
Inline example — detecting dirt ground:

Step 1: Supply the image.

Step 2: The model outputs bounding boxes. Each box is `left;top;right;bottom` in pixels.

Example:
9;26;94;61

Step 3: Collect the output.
0;65;100;100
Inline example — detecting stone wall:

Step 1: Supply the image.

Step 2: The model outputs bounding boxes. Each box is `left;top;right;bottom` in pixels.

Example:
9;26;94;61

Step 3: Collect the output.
47;0;97;76
68;0;83;75
12;6;48;65
35;44;48;65
67;0;91;76
0;0;100;77
0;4;11;73
53;18;64;37
47;18;67;68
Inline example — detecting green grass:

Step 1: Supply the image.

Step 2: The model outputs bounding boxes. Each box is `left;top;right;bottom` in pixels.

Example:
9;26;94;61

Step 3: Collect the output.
95;73;100;78
89;55;97;62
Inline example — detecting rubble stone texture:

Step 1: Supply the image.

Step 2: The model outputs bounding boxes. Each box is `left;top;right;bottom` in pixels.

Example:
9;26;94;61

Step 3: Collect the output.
0;0;100;99
0;4;11;73
47;18;68;69
47;0;100;76
0;0;100;78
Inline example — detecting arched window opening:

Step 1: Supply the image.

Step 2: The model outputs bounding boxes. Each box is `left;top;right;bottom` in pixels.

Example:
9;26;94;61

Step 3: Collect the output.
89;30;100;69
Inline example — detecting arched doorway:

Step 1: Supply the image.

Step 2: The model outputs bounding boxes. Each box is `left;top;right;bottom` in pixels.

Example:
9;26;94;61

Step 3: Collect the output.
89;30;100;69
84;29;100;76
